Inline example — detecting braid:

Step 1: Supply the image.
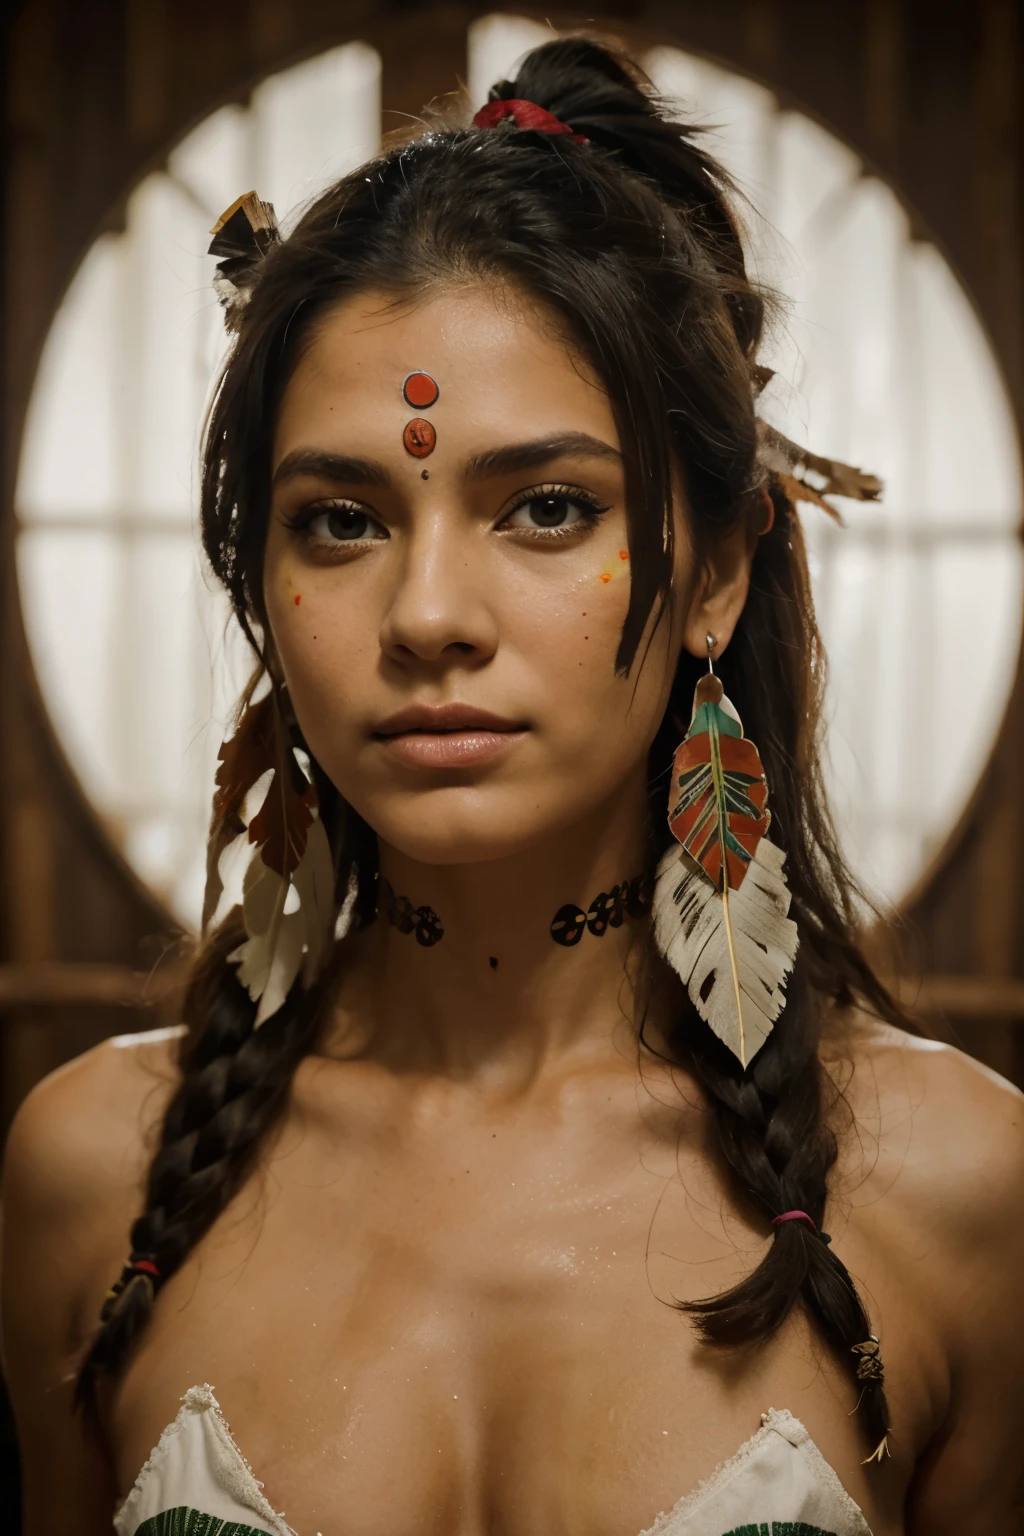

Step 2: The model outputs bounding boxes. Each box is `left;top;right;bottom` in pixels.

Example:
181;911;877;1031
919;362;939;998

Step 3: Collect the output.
673;970;891;1454
74;919;327;1413
645;482;896;1456
76;35;906;1463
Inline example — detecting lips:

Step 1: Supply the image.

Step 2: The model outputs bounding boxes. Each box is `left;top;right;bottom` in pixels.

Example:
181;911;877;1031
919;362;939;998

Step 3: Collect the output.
374;703;524;736
373;703;528;769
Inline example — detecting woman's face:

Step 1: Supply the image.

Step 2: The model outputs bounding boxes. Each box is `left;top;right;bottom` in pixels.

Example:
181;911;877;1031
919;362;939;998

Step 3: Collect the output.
264;284;730;868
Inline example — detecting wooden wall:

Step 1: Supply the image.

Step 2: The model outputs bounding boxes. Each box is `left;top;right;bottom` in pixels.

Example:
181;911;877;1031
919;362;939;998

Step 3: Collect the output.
3;0;1023;1138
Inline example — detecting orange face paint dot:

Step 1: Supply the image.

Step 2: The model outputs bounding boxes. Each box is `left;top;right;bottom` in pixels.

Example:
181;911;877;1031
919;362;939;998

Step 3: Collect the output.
619;549;629;560
294;593;302;605
600;573;611;583
403;371;439;409
403;418;436;457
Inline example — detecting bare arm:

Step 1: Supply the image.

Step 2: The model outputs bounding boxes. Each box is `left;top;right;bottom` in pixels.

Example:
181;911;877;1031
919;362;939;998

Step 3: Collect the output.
1;1030;180;1535
892;1044;1024;1532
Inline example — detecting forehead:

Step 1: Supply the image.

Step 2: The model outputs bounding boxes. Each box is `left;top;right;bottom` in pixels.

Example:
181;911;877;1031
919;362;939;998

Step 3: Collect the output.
273;284;617;461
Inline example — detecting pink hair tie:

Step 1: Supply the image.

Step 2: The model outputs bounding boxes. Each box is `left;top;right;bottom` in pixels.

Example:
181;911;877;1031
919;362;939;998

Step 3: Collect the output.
472;98;589;144
772;1210;832;1245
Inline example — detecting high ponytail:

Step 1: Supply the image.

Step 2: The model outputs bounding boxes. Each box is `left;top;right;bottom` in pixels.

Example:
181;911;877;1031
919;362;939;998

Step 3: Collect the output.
79;34;905;1455
495;37;762;353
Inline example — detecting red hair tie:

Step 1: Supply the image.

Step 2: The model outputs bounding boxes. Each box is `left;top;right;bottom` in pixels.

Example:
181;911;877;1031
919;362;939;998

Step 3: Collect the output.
129;1258;161;1280
771;1210;831;1244
472;98;588;144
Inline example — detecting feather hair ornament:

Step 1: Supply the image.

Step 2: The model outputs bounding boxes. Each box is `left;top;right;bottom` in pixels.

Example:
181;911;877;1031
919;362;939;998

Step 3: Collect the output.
203;694;337;1027
653;662;799;1068
756;419;882;526
208;191;281;332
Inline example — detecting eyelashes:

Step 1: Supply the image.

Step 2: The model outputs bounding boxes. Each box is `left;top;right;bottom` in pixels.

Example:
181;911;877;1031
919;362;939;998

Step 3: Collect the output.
282;481;612;555
284;501;387;543
495;483;611;540
282;500;388;557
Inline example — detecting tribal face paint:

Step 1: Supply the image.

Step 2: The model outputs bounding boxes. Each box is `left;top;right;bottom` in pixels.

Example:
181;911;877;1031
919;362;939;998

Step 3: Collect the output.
403;418;436;457
402;369;439;457
402;371;439;408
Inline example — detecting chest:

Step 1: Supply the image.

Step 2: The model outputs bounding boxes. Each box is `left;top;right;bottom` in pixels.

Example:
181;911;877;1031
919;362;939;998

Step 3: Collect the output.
110;1085;907;1536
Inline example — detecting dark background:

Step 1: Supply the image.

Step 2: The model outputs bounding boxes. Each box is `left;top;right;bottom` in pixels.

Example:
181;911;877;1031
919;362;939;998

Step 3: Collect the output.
2;0;1023;1519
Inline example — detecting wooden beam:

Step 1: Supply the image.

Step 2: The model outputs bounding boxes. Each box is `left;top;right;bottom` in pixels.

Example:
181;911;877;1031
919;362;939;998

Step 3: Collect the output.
897;974;1024;1019
373;4;470;139
0;961;185;1008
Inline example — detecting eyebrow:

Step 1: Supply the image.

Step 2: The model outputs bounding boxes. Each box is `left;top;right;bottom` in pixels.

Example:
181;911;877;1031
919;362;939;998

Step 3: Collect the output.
271;431;622;491
465;432;622;480
272;449;391;488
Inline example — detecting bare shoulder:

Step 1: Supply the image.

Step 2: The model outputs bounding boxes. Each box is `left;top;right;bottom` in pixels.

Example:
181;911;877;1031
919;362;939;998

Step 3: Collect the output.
1;1028;185;1532
824;1023;1024;1527
2;1025;184;1366
824;1013;1024;1226
3;1024;184;1225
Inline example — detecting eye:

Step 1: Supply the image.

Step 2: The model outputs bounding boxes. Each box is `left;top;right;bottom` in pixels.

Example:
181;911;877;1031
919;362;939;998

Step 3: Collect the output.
498;485;609;537
300;501;389;547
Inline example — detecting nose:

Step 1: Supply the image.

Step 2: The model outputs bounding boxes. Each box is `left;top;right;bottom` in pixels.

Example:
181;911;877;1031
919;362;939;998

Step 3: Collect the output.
379;514;499;668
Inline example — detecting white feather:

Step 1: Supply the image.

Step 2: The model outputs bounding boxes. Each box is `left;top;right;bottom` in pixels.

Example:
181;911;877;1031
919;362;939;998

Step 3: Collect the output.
228;814;337;1028
334;868;360;944
653;838;799;1066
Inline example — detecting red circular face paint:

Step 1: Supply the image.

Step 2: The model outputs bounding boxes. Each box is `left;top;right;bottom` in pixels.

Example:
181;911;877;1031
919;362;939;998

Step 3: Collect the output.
402;371;439;409
403;418;436;457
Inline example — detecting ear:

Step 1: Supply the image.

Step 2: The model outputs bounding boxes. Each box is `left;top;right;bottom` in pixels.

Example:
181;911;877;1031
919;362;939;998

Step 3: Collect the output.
681;525;754;661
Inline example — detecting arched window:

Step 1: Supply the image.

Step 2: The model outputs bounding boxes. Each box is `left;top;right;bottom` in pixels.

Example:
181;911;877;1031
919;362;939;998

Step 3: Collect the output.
16;18;1022;927
17;43;381;923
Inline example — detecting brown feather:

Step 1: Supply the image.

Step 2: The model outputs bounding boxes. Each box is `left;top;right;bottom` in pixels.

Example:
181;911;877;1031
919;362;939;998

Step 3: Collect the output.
211;694;275;823
202;696;274;930
777;472;846;527
757;419;882;515
248;773;315;879
202;692;313;926
208;191;279;260
208;191;280;331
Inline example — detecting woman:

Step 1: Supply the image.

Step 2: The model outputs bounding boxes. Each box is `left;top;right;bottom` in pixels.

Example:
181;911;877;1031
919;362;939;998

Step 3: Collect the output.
2;36;1022;1536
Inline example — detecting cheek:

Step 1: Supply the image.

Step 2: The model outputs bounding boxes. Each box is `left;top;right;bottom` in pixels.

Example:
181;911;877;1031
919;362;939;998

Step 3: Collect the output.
265;568;372;727
502;550;669;755
500;539;632;654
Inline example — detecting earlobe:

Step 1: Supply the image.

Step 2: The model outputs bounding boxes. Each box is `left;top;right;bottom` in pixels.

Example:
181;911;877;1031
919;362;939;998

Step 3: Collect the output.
682;546;752;661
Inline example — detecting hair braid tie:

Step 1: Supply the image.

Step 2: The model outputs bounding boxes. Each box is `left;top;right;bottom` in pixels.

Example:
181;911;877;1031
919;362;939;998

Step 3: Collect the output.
98;1254;163;1342
771;1209;832;1244
103;1254;161;1307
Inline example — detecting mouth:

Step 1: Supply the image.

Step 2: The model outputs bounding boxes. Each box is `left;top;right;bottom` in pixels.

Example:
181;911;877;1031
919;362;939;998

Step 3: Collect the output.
372;704;528;769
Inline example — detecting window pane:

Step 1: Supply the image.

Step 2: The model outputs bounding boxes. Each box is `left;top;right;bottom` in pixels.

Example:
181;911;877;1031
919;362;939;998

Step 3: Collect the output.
15;25;1022;927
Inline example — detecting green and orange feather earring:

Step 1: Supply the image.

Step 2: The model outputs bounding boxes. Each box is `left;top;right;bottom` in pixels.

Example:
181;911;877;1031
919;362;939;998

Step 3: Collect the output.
652;634;799;1068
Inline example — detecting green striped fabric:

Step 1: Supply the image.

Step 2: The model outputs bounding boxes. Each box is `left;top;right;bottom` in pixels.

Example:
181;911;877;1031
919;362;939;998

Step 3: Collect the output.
134;1509;276;1536
722;1525;839;1536
133;1505;840;1536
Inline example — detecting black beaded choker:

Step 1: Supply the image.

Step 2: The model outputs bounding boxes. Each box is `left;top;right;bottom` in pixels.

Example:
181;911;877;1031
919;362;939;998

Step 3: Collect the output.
378;876;444;947
550;875;651;947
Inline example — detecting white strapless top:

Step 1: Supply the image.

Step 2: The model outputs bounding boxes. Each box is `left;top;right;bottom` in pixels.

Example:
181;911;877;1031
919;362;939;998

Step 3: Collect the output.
113;1384;872;1536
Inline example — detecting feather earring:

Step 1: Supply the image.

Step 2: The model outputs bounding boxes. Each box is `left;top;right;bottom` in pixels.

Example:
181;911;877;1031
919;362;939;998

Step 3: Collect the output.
202;691;338;1027
653;637;799;1067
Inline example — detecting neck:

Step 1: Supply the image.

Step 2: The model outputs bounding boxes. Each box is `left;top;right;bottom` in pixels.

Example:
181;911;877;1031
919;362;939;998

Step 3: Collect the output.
325;779;665;1086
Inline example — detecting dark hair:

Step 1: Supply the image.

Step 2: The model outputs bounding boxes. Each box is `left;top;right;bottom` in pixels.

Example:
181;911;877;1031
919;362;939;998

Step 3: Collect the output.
77;35;904;1454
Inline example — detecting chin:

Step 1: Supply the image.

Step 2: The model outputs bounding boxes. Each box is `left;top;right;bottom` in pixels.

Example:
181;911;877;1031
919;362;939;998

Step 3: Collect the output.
351;787;570;868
